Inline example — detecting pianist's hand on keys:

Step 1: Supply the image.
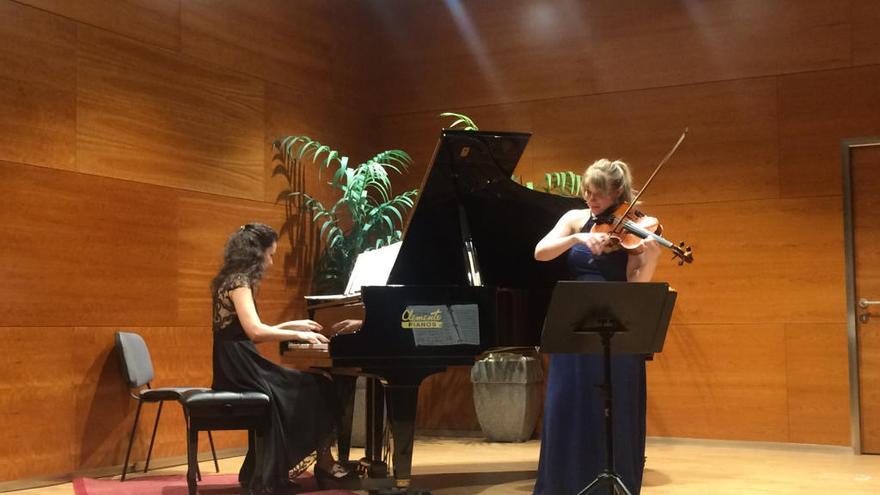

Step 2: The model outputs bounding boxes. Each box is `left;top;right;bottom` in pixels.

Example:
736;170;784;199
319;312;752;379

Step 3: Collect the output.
331;319;362;335
273;319;328;344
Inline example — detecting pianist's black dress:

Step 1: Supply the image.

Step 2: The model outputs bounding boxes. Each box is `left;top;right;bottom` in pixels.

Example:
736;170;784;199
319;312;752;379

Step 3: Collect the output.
533;215;647;495
212;274;336;494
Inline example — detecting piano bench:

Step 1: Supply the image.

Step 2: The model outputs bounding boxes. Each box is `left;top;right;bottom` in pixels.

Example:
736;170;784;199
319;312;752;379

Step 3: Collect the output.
179;390;270;495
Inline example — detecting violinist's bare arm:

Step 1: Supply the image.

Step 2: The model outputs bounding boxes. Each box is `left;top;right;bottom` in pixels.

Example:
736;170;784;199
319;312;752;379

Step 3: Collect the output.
535;209;609;260
626;237;662;282
534;210;581;261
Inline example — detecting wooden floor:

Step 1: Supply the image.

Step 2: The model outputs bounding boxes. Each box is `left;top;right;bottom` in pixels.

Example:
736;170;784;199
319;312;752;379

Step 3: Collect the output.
9;437;880;494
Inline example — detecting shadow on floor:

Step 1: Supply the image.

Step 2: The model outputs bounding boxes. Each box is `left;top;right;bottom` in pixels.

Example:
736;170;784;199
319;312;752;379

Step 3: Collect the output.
642;467;672;487
412;470;537;491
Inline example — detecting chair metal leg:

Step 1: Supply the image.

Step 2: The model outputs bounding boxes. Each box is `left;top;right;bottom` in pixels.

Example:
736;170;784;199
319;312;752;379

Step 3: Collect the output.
143;400;163;473
121;400;144;481
207;430;219;473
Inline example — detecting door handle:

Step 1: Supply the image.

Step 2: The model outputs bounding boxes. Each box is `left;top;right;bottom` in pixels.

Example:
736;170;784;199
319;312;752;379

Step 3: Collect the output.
859;298;879;323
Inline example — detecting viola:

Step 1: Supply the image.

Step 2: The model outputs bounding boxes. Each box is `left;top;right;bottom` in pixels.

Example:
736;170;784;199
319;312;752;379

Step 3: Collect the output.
589;129;694;266
591;203;693;265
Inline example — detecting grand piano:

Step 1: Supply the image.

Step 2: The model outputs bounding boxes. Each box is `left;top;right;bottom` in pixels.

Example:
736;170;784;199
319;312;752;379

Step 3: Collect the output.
281;129;582;494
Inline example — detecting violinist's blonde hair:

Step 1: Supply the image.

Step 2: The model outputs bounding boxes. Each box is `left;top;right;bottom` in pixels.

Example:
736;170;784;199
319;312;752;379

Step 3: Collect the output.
581;159;636;204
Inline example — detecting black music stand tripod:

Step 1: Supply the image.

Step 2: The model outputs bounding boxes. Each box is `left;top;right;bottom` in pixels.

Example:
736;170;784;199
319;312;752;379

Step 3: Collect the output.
540;281;676;495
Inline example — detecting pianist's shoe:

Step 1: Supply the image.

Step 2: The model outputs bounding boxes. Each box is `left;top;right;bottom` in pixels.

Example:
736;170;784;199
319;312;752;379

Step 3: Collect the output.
314;462;360;490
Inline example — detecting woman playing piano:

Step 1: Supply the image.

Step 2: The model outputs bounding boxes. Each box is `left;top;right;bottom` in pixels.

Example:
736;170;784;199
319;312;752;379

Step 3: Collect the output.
210;223;356;494
532;159;661;495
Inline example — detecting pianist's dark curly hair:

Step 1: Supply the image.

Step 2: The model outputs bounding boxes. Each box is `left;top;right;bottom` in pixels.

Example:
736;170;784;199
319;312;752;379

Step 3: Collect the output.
211;223;278;296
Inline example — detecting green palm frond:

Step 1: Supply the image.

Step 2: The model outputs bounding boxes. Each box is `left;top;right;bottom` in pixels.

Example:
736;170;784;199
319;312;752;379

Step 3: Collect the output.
440;112;480;131
275;135;347;177
367;150;413;174
274;133;419;294
544;171;581;197
331;156;350;186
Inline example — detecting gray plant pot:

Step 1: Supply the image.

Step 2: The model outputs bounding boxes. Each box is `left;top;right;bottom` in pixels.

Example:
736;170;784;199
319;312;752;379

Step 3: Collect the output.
470;352;543;442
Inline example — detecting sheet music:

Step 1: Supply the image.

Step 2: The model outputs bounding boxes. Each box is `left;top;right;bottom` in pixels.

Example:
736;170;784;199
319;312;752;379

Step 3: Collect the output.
305;242;402;305
344;241;401;294
303;293;362;304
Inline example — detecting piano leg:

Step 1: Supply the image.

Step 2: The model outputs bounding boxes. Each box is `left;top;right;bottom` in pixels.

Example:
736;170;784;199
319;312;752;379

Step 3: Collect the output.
333;375;357;463
371;367;445;494
365;377;386;473
385;383;418;489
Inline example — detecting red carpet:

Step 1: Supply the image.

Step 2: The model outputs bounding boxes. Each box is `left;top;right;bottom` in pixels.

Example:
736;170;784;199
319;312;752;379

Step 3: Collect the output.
72;473;358;495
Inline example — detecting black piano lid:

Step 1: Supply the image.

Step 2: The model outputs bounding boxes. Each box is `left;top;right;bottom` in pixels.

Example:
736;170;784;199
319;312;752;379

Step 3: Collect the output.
387;129;582;289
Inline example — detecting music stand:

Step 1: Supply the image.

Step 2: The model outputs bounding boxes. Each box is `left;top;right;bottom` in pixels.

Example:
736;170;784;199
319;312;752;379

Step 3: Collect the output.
540;281;676;495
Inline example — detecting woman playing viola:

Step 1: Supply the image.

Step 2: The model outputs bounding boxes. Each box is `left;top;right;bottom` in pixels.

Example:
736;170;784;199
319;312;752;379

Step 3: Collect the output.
532;159;662;495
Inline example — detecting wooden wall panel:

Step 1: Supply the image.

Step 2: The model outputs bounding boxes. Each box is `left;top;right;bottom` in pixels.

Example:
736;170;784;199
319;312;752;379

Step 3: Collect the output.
264;82;376;204
0;161;179;327
0;327;78;479
647;324;790;442
181;0;333;98
0;0;369;485
371;0;851;114
417;367;480;431
648;199;845;325
587;0;850;94
77;26;265;201
71;326;145;470
176;195;292;327
327;0;381;113
853;0;880;66
778;65;880;199
784;323;849;445
0;0;76;171
369;0;595;114
17;0;180;50
0;161;302;330
380;78;780;206
0;323;248;480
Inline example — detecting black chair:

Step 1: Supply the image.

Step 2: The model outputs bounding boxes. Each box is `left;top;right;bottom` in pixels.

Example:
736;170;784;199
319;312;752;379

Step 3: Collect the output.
179;390;270;495
114;331;218;481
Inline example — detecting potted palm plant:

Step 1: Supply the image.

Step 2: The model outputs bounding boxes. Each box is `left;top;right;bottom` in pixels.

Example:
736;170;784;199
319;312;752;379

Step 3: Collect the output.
272;136;418;294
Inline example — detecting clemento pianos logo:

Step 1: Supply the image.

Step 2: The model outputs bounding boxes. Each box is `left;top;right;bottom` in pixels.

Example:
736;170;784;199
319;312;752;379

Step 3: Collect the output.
401;308;444;329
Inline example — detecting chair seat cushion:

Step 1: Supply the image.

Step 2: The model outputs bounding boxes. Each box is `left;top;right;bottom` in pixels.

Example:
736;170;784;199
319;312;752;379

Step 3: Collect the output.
180;390;270;409
140;387;211;402
181;390;270;427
